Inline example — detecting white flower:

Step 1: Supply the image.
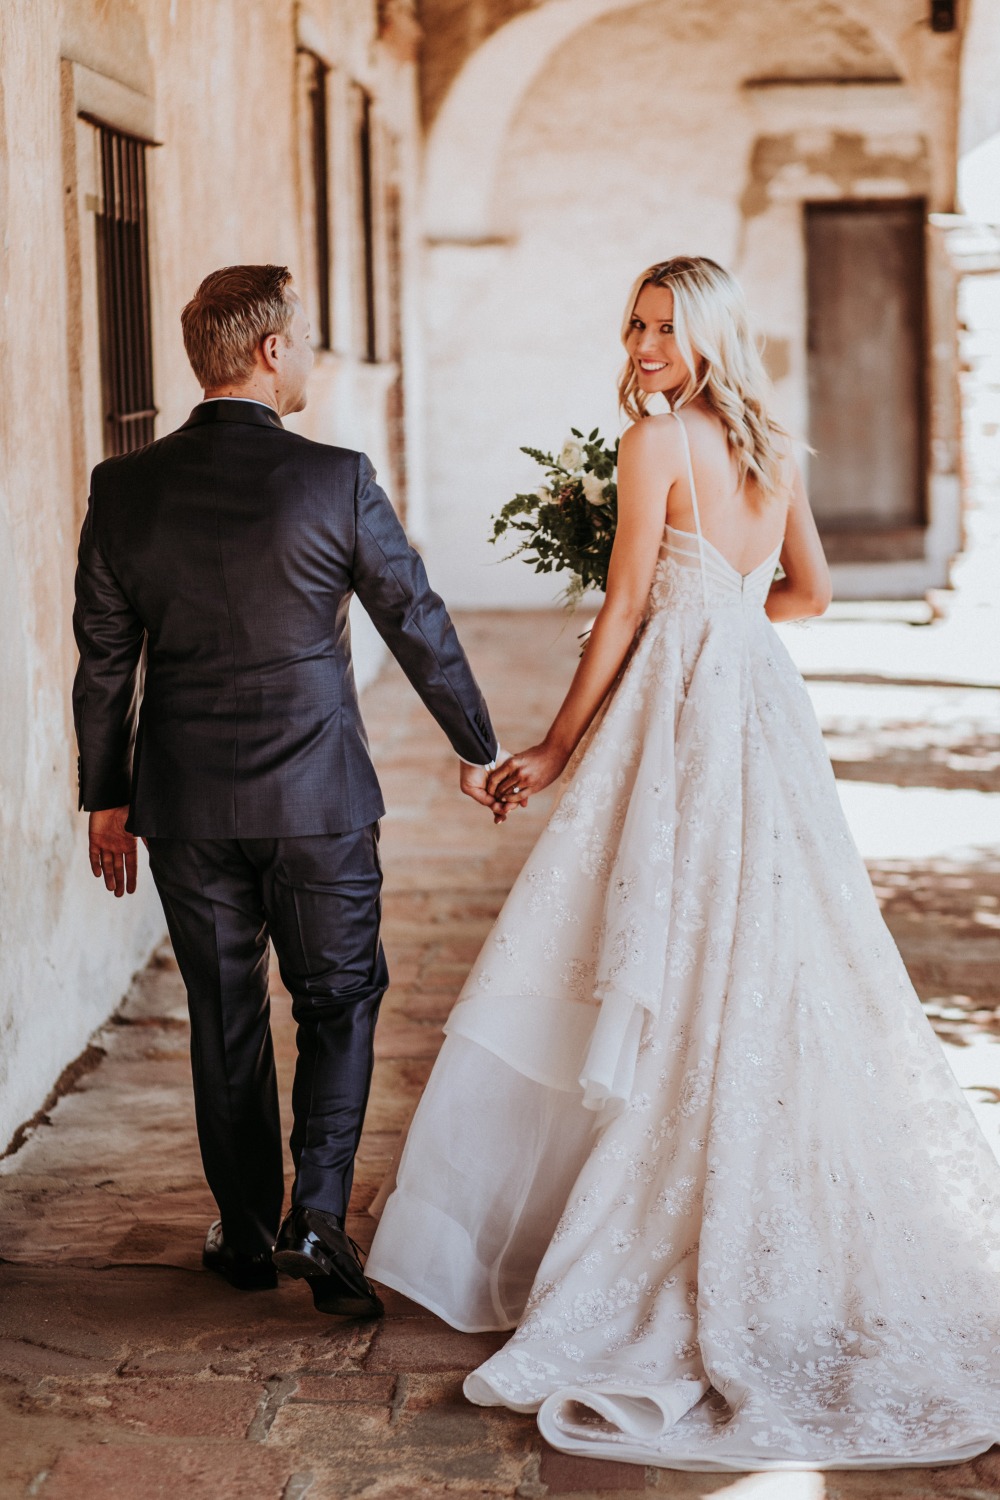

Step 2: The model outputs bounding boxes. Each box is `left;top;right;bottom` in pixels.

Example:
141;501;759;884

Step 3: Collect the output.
536;485;551;502
581;472;606;506
559;438;584;472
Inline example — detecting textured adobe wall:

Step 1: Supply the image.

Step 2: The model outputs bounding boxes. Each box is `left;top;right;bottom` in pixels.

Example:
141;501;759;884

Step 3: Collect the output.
0;0;164;1150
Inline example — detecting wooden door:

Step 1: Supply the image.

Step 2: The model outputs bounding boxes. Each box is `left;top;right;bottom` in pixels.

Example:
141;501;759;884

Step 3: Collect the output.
805;201;926;559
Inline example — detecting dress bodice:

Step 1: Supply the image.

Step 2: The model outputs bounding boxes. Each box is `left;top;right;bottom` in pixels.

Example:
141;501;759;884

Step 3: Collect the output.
650;526;780;616
647;411;780;618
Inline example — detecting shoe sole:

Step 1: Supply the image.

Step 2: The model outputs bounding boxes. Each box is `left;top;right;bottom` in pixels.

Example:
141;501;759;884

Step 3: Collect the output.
311;1286;384;1319
272;1243;383;1318
272;1246;334;1279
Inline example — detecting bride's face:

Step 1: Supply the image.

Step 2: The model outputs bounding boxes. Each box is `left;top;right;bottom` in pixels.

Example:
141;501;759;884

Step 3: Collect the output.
626;283;688;398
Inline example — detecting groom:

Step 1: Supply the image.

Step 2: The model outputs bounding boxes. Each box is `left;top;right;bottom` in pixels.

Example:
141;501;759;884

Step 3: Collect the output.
73;264;502;1318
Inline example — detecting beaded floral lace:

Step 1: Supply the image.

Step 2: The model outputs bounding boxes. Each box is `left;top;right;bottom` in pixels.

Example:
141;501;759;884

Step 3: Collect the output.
368;423;1000;1470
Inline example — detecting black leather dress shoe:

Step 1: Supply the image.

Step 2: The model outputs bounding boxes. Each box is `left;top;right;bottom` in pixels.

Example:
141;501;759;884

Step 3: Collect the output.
272;1206;383;1319
202;1220;278;1291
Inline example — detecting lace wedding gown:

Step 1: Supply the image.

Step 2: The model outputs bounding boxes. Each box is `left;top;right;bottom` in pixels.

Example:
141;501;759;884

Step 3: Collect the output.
367;418;1000;1470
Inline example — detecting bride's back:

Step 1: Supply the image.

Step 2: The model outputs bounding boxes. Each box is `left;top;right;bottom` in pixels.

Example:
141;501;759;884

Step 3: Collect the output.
660;405;790;577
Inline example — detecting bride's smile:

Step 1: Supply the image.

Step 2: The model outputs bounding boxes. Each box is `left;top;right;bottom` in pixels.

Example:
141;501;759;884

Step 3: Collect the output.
627;282;687;395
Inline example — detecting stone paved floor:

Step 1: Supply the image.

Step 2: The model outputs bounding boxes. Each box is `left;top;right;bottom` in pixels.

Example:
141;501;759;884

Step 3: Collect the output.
3;608;1000;1500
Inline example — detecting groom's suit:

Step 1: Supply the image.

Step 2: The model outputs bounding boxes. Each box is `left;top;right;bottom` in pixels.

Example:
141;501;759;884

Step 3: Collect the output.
73;398;497;1252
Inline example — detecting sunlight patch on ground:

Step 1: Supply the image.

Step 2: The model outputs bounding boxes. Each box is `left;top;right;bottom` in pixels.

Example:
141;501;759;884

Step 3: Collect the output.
711;1472;825;1498
836;780;1000;1165
836;781;1000;862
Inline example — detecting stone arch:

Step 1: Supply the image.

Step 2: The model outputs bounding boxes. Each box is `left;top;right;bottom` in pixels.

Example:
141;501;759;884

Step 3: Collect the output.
422;0;908;242
423;0;641;241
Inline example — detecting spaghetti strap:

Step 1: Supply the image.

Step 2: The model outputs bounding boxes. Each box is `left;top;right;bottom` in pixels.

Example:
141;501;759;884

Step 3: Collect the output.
670;410;708;608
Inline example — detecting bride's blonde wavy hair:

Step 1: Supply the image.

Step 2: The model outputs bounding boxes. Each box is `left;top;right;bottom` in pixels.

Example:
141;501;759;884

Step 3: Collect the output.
619;256;787;502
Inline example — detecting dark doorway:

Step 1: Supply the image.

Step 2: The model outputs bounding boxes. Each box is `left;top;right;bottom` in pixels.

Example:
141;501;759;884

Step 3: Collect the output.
805;200;926;562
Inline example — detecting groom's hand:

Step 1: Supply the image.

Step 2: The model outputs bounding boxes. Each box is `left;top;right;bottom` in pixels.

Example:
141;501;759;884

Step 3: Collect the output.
459;759;525;824
459;762;505;822
88;806;139;897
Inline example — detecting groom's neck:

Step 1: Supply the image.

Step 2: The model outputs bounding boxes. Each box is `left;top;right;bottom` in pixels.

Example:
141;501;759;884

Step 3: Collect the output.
203;375;279;413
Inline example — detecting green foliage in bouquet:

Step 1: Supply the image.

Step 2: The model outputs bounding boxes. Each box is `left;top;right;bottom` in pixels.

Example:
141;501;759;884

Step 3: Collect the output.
490;428;619;606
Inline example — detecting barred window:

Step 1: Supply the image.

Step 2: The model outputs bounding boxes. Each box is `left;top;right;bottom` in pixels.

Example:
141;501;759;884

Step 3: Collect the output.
303;53;332;349
354;85;377;363
384;164;407;515
90;122;156;456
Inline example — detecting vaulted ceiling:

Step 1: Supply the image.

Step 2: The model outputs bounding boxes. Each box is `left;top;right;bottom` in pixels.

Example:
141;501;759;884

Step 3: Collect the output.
417;0;929;126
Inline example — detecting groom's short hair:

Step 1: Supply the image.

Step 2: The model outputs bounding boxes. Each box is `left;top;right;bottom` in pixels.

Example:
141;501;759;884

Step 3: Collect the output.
181;264;295;389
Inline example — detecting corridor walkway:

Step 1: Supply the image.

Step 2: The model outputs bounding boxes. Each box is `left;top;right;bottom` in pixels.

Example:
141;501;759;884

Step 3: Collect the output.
2;609;1000;1500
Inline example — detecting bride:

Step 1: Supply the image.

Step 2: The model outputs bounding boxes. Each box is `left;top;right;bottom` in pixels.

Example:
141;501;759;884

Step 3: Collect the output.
367;256;1000;1470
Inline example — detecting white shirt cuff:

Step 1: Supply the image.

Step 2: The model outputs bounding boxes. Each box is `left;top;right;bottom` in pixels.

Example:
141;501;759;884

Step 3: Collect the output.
461;747;506;771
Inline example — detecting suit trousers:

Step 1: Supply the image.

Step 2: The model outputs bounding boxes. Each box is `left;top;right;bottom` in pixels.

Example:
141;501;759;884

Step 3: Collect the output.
147;827;387;1254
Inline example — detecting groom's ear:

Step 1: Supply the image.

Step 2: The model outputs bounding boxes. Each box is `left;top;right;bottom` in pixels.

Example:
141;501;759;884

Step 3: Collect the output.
260;332;283;372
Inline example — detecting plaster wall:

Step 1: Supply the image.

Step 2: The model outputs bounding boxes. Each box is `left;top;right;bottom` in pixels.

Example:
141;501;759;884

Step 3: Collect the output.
957;0;1000;223
0;0;420;1149
420;0;963;608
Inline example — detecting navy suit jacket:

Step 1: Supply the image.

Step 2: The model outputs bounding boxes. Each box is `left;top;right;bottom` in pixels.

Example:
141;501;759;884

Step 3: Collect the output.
72;399;497;837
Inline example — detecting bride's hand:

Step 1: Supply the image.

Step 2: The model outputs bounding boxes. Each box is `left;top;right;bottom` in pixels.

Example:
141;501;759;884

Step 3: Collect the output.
487;740;570;804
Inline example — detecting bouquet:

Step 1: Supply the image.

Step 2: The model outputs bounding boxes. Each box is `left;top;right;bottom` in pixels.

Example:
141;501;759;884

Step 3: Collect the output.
490;429;618;606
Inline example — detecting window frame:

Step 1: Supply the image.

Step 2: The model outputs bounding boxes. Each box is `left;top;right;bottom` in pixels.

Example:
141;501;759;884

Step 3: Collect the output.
82;115;157;457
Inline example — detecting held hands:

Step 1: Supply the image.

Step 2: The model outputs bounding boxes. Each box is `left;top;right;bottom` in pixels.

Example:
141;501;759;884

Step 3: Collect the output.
459;760;513;824
88;806;139;897
487;739;570;810
459;751;529;825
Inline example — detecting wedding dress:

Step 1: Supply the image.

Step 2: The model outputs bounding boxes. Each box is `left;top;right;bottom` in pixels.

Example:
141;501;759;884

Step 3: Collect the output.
367;415;1000;1470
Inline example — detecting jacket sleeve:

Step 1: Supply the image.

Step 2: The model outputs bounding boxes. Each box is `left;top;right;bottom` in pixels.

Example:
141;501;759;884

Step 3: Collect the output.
351;454;498;766
72;493;146;810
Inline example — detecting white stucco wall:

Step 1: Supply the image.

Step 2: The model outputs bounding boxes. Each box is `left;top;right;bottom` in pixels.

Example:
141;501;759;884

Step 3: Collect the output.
957;0;1000;224
420;0;961;607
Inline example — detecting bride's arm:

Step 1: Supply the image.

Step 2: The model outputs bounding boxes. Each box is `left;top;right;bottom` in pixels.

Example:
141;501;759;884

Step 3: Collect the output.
488;420;671;804
765;454;832;622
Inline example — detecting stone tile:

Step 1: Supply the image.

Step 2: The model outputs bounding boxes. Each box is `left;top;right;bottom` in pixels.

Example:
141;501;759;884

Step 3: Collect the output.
364;1316;508;1373
264;1379;534;1496
289;1372;397;1404
0;1338;116;1382
539;1449;647;1492
26;1374;263;1438
388;1372;538;1478
290;1323;381;1375
36;1441;294;1499
266;1397;393;1447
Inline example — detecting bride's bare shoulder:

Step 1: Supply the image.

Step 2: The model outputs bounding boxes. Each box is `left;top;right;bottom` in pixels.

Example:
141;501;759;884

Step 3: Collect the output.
618;413;682;462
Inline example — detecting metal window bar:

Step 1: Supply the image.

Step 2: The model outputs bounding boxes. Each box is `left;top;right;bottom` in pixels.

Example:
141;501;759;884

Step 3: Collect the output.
308;56;332;350
94;124;157;456
356;89;377;363
385;174;408;516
